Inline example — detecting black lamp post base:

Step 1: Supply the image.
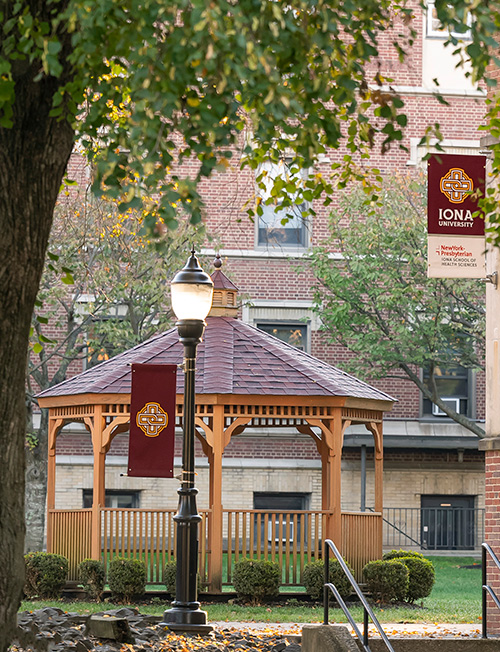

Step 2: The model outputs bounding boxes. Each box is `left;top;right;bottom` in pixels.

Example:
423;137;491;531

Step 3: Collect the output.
161;605;213;635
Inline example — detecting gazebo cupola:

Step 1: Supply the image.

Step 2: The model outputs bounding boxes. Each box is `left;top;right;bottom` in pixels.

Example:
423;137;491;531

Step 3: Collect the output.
208;255;238;317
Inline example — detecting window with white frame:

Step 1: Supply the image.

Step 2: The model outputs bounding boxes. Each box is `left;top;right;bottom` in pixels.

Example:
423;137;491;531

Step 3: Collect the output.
426;1;472;39
83;489;140;508
256;321;308;351
408;139;482;169
256;159;309;248
244;301;317;354
253;492;310;544
422;362;473;418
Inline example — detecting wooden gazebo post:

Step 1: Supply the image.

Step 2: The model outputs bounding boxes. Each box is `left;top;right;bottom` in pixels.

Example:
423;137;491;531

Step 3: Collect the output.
367;420;384;550
196;404;252;593
87;405;105;559
46;417;63;552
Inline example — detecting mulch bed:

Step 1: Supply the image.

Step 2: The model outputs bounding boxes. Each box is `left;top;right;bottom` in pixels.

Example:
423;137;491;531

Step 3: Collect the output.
11;607;301;652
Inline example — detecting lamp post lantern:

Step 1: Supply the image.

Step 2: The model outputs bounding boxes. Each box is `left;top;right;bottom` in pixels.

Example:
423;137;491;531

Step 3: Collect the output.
162;249;213;634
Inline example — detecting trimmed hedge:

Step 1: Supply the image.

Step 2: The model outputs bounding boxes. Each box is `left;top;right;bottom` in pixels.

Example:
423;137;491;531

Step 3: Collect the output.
383;549;425;561
401;556;435;603
381;550;435;603
302;559;353;601
24;552;68;599
78;559;106;601
363;559;409;603
108;557;147;603
233;559;281;604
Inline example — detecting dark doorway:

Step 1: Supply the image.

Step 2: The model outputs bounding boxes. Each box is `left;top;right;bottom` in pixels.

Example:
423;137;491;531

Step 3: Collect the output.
421;495;475;550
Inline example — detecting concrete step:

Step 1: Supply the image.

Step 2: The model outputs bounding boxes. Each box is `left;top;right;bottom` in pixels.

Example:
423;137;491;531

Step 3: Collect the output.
302;625;500;652
359;639;500;651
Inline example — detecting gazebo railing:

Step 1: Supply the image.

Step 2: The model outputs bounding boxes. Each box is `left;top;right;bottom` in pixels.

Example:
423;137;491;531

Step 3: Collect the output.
224;509;327;586
101;508;210;585
47;507;381;587
341;511;382;580
48;508;92;580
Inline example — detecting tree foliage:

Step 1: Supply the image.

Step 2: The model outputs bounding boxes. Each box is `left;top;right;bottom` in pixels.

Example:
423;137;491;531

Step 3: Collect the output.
309;175;485;437
30;193;205;394
3;0;499;234
1;0;419;231
25;194;204;552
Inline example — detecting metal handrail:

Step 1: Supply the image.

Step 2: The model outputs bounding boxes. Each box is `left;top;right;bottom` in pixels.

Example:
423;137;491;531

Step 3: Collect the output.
367;507;423;548
482;542;500;638
324;539;395;652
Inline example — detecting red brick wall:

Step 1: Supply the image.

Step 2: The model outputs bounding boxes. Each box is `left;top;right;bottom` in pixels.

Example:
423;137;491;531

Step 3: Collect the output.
41;0;487;430
484;450;500;635
57;427;483;468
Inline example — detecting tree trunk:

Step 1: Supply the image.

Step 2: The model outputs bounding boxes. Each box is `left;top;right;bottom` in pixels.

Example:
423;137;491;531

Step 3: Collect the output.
0;64;74;650
25;409;49;553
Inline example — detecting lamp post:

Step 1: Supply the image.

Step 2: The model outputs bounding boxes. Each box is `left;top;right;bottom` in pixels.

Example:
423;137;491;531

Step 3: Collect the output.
162;249;213;634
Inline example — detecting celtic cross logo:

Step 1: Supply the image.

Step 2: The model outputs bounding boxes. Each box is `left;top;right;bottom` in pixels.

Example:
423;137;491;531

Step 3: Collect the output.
440;168;473;204
136;402;168;437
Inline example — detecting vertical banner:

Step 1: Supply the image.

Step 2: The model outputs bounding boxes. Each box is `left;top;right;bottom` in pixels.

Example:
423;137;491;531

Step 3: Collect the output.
128;363;176;478
427;153;486;278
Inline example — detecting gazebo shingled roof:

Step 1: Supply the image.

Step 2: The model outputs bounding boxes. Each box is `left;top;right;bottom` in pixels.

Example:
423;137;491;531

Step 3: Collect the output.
38;264;396;590
37;317;395;403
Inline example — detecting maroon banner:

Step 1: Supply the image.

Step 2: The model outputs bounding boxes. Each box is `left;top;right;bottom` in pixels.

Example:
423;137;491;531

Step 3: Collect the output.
427;153;486;236
128;364;176;478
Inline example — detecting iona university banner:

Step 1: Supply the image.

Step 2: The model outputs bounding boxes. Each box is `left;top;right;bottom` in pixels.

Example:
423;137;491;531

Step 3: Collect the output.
128;363;176;478
427;153;486;278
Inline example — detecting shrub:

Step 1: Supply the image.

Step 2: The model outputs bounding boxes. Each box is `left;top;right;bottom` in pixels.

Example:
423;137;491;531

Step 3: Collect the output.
363;559;409;603
24;552;68;599
233;558;281;604
78;559;106;601
399;556;435;603
108;557;147;603
383;549;425;561
302;559;353;601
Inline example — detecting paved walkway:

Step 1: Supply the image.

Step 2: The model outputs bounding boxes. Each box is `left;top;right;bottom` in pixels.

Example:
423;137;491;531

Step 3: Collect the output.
211;621;483;639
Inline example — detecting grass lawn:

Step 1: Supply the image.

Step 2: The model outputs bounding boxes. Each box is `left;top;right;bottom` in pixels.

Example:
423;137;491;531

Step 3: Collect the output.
20;556;482;624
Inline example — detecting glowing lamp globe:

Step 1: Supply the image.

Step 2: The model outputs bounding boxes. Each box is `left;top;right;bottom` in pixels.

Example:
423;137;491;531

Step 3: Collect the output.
171;251;214;321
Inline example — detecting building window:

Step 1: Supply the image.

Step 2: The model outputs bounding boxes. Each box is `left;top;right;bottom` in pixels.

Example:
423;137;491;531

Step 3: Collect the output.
422;363;471;417
256;322;308;351
254;492;310;544
426;1;472;39
256;160;309;248
83;489;140;508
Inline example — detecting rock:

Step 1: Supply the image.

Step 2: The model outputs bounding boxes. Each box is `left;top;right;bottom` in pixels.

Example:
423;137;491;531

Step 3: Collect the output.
86;615;135;643
271;643;287;652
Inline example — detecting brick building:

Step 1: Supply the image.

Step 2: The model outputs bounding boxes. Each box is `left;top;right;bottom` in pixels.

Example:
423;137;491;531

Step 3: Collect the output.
48;0;487;555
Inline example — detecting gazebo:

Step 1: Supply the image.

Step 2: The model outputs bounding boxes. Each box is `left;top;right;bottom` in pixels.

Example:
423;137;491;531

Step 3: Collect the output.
37;268;395;591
